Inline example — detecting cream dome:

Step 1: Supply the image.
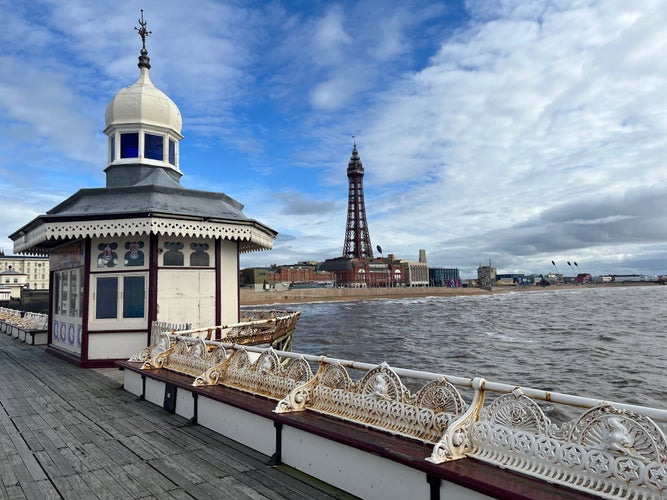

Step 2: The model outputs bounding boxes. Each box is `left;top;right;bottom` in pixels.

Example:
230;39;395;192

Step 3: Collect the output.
105;67;182;134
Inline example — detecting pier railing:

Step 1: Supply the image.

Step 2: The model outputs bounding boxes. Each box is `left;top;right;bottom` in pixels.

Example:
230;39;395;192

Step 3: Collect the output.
0;307;48;331
130;331;667;500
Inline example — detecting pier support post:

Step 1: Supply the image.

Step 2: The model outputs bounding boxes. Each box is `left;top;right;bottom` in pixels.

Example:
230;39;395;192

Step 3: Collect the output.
268;421;283;466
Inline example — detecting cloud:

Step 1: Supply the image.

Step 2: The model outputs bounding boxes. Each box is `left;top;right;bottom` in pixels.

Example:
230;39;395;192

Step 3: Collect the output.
276;191;336;216
2;0;666;280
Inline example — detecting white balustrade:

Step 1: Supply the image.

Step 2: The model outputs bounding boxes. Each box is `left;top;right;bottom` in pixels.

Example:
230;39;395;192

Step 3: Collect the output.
129;326;667;500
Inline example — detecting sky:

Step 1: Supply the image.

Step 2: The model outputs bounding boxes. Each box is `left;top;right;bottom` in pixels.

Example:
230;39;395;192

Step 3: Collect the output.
1;0;666;279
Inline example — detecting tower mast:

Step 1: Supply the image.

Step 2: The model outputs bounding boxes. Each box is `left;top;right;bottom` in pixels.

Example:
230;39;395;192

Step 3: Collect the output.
342;139;374;259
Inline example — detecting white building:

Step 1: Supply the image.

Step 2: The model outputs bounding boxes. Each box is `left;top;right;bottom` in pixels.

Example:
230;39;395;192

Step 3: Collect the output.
0;269;27;299
9;23;276;367
0;254;49;290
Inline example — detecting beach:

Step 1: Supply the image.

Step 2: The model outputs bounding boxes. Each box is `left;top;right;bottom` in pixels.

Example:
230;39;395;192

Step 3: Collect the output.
238;283;622;305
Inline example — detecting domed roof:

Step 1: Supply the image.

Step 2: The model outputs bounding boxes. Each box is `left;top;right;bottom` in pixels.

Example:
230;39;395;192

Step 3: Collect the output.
104;66;182;135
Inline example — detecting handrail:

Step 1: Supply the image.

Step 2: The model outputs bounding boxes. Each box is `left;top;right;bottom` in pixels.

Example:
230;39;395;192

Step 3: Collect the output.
137;325;667;500
0;307;48;330
167;310;299;338
163;332;667;422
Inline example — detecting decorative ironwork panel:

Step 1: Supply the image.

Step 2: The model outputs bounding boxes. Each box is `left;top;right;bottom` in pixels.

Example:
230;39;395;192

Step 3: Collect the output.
461;390;667;500
210;348;315;399
276;361;466;444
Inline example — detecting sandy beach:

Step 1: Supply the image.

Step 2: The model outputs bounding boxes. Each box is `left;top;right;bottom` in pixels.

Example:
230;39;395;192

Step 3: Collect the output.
238;283;616;306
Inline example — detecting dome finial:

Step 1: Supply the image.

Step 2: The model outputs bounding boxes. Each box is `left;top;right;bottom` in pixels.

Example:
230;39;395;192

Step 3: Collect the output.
135;9;152;70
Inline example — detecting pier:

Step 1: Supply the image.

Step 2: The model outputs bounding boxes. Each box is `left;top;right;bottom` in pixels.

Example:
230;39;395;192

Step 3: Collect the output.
3;317;666;499
0;333;353;499
118;325;667;500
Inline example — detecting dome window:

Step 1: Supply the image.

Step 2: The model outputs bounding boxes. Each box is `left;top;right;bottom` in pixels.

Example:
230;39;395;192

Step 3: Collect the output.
145;133;164;161
169;139;176;165
120;133;139;158
110;136;116;162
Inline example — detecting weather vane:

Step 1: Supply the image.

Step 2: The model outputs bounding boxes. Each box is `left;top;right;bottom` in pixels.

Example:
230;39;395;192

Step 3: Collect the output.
134;9;152;49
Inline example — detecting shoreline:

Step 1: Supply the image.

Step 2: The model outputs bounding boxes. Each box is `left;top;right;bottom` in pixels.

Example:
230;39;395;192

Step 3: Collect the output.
239;282;660;306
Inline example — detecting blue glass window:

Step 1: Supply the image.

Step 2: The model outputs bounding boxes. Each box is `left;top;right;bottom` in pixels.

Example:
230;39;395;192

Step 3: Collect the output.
120;133;139;158
110;136;115;162
169;139;175;165
145;133;164;160
96;277;118;319
123;276;145;318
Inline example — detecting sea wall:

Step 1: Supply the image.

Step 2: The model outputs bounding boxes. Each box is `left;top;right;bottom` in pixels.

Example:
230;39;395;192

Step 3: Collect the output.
239;282;660;305
240;285;492;305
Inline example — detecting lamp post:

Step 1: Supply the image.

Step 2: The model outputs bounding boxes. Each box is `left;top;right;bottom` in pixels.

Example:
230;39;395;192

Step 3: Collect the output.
377;245;390;288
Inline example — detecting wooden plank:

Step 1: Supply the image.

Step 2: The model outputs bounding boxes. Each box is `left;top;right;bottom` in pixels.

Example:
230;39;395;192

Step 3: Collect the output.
63;474;104;499
122;462;179;497
92;439;139;467
106;464;156;498
3;484;27;500
0;451;19;489
7;433;47;482
0;334;360;500
34;433;77;477
16;433;42;455
15;479;58;500
40;428;67;450
80;467;137;499
145;455;211;498
195;476;263;500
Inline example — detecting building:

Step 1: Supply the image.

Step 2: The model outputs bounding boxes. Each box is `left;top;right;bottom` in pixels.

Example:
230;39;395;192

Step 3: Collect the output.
241;264;333;290
476;264;496;287
495;273;529;286
321;255;407;288
9;16;276;367
0;269;27;299
575;273;592;283
429;267;461;287
405;249;429;287
240;268;274;290
0;253;49;290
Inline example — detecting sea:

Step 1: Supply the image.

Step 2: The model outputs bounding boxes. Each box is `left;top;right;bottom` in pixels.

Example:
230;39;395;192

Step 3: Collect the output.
264;285;667;412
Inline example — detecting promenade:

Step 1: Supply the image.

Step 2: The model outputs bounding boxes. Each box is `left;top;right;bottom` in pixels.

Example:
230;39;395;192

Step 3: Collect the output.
0;333;354;499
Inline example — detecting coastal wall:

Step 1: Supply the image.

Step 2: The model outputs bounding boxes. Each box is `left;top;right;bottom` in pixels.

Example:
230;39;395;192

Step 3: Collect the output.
240;285;491;305
240;282;660;305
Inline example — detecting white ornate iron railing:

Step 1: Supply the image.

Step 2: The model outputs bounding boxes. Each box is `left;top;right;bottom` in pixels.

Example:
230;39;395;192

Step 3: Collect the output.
0;307;48;330
129;331;667;500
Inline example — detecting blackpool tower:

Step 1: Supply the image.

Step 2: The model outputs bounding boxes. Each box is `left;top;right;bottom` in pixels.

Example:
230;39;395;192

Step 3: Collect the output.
342;141;374;259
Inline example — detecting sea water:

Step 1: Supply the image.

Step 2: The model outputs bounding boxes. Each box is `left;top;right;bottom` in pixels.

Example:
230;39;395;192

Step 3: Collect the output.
278;285;666;409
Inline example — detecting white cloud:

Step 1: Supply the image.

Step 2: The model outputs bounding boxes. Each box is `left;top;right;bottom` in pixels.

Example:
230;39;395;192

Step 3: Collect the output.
1;0;666;279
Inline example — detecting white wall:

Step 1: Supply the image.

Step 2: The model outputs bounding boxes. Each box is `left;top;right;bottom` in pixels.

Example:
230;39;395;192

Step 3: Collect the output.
88;331;147;359
157;269;216;329
219;239;239;324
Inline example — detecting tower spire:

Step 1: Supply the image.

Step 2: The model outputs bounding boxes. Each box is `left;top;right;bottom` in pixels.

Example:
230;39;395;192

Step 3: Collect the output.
342;140;374;259
135;9;152;70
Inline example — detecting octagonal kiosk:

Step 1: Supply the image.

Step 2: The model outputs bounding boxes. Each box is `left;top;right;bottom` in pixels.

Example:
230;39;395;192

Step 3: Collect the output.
10;37;276;367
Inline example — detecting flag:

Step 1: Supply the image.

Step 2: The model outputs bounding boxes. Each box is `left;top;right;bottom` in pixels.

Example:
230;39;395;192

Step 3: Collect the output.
574;262;578;266
551;260;555;266
567;261;571;266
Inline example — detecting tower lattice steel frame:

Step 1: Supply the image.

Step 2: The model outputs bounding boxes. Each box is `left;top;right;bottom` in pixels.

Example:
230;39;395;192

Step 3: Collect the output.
342;142;374;259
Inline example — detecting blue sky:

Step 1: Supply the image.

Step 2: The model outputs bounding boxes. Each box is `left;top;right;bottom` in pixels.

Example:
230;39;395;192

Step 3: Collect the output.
1;0;666;279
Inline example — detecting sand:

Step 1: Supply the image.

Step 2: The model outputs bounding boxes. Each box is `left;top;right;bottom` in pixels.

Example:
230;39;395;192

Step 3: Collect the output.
238;283;600;306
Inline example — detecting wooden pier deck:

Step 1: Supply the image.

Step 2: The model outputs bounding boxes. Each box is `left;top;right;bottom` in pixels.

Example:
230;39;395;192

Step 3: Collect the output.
0;333;355;499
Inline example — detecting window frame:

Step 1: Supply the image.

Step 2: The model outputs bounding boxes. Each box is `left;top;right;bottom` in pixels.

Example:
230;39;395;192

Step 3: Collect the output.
90;272;148;329
120;132;139;159
145;133;164;161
